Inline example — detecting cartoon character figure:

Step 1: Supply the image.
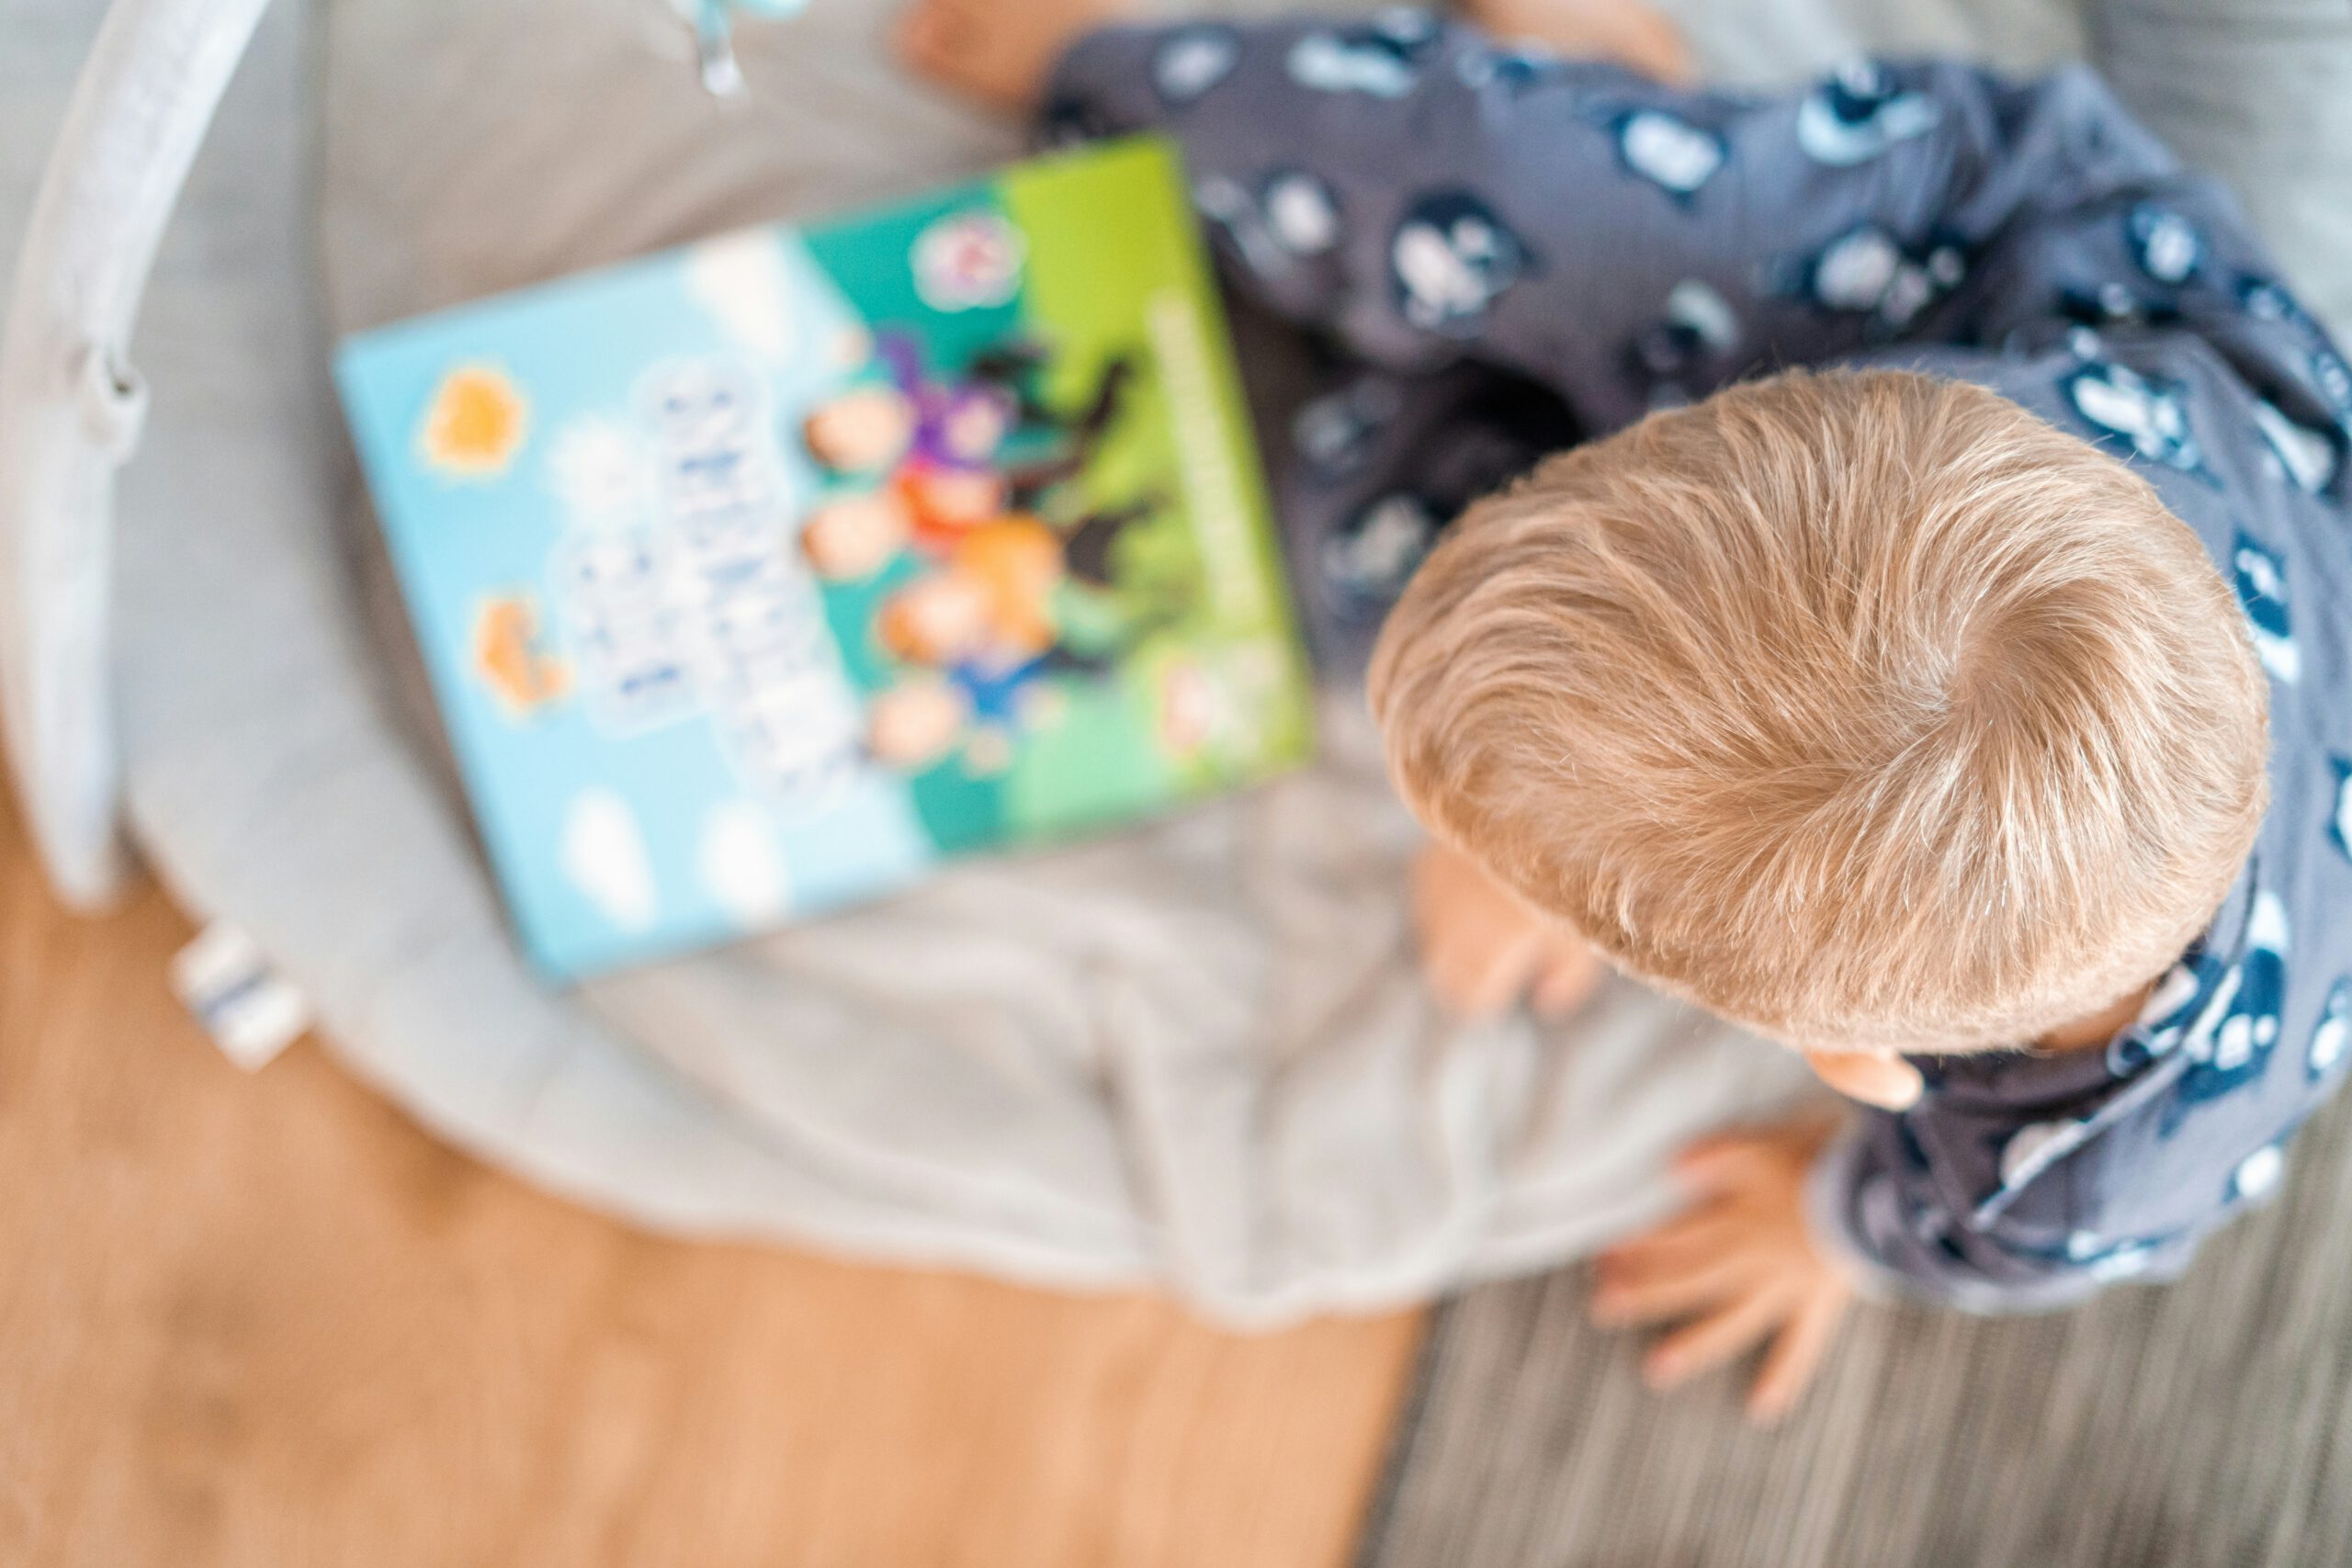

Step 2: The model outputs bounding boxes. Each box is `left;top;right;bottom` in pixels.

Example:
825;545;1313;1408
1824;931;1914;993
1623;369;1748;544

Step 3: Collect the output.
1794;60;1940;166
1040;92;1120;149
802;382;916;475
1195;170;1345;279
801;490;914;581
865;516;1102;771
1609;109;1726;201
2129;203;2203;286
2056;279;2183;331
958;340;1139;498
2313;353;2351;424
1390;190;1539;335
877;461;1014;559
472;592;571;716
1782;225;1965;334
1321;491;1443;625
2329;756;2352;863
2237;276;2352;424
1623;278;1741;405
1285;9;1442;98
1151;24;1242;104
2067;1231;2161;1283
865;675;974;771
807;338;1145;564
871;336;1021;470
2251;400;2341;494
2231;528;2298;682
1456;40;1563;95
2310;978;2351;1082
2062;353;2206;473
1263;169;1343;254
2108;949;2209;1077
2160;887;2290;1130
1291;376;1407;479
2226;1142;2288;1205
881;517;1066;669
554;526;699;731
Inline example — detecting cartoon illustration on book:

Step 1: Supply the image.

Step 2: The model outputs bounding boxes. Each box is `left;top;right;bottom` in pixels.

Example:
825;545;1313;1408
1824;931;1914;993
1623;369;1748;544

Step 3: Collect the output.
336;139;1314;978
796;332;1173;773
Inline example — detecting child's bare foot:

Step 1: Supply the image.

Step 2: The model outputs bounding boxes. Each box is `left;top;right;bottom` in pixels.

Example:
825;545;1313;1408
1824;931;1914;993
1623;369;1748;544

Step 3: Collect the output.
1463;0;1693;83
896;0;1138;114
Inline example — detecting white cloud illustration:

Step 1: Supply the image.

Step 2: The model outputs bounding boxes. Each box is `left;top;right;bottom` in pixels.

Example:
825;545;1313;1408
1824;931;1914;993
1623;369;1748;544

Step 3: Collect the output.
560;788;659;931
684;231;799;365
697;797;790;926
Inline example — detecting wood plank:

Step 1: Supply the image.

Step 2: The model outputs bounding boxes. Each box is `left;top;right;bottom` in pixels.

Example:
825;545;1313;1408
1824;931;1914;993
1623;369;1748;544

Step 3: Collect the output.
0;799;1424;1567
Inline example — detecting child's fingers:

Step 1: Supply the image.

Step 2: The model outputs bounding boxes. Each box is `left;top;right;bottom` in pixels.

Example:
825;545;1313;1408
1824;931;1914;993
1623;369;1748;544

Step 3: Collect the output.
1428;924;1543;1017
1746;1282;1848;1425
1594;1209;1738;1280
1672;1135;1783;1194
1532;942;1602;1018
1465;931;1545;1016
1589;1248;1754;1325
1642;1281;1792;1390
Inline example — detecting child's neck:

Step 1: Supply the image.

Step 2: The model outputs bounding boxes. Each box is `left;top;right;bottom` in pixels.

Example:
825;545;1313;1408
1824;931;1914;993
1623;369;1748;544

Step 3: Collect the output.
2036;981;2157;1053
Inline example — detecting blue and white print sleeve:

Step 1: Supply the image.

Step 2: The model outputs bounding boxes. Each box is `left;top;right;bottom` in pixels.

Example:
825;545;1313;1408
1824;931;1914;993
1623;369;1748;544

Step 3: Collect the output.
1806;874;2337;1314
1042;12;2347;441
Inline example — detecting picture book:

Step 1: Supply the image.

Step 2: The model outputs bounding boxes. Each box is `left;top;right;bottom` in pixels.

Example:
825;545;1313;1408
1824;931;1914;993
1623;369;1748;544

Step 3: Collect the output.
335;137;1314;980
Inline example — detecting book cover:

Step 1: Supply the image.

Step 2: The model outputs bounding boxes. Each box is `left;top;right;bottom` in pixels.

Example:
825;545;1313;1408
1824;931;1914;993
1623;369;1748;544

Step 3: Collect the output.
335;137;1313;979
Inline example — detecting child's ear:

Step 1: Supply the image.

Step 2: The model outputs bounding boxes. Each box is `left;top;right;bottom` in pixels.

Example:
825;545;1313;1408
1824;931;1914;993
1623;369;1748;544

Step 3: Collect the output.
1802;1049;1924;1110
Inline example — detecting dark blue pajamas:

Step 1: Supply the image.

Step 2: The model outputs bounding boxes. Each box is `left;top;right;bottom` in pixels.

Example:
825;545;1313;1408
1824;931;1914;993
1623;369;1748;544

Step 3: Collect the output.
1047;10;2352;1309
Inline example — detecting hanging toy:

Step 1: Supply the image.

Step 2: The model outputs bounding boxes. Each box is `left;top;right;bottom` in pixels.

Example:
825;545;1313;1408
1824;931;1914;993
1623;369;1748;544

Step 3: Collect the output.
680;0;809;95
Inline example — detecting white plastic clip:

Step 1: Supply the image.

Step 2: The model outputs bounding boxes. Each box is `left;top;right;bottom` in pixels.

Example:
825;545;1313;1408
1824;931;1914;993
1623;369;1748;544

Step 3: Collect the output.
169;922;311;1071
75;344;148;460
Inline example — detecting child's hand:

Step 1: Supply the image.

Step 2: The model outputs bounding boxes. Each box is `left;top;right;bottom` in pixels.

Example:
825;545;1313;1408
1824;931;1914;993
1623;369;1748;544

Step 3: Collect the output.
1412;842;1603;1020
1592;1118;1852;1425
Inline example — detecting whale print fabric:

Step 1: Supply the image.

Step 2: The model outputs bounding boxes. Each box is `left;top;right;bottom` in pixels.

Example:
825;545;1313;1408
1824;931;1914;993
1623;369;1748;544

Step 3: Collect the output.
1050;13;2352;1308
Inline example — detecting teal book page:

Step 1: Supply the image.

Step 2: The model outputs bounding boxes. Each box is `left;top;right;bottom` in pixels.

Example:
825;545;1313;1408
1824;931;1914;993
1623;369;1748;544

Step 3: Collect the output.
335;136;1313;980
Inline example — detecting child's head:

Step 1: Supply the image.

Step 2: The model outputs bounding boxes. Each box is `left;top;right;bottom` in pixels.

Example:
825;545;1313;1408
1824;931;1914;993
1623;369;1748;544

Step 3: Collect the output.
1371;369;2269;1056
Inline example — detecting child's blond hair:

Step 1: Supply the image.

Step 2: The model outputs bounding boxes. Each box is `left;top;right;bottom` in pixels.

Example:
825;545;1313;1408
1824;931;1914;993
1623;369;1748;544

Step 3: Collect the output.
1370;369;2269;1053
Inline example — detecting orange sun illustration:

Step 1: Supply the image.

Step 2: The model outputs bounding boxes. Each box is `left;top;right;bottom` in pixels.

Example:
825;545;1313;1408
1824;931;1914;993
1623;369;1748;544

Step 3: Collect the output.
420;364;529;478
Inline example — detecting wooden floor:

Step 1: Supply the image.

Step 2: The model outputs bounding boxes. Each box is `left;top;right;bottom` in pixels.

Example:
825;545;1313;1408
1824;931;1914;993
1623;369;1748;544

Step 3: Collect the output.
0;799;1424;1568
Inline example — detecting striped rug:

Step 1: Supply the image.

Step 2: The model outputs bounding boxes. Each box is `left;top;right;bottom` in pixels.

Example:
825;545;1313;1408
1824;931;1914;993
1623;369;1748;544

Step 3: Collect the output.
1359;1098;2352;1567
